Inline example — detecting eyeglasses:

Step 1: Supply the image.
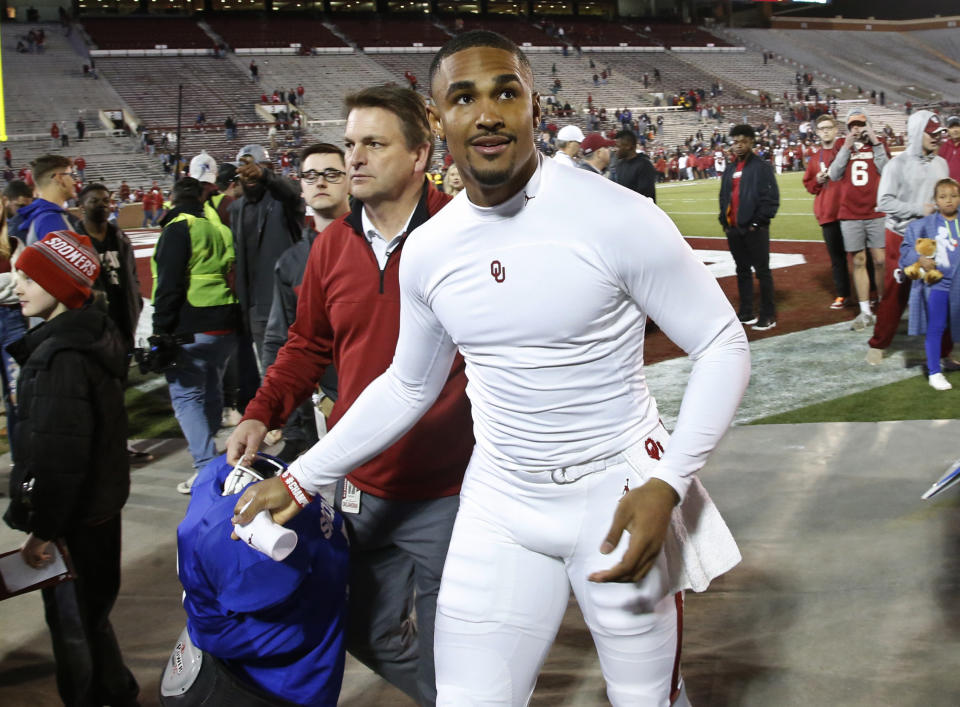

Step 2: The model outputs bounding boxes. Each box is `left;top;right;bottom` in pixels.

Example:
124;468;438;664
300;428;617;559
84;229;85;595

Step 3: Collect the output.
299;168;345;184
58;171;79;180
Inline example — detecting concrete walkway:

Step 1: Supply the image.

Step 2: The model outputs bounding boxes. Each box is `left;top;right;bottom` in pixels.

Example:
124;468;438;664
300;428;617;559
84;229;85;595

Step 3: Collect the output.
0;322;956;706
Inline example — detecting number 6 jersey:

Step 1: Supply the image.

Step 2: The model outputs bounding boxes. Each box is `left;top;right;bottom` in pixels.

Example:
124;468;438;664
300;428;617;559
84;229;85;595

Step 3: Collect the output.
829;139;891;221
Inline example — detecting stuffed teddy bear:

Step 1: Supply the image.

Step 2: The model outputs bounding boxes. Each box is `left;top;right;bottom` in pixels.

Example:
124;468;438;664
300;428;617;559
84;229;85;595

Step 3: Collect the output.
903;238;943;285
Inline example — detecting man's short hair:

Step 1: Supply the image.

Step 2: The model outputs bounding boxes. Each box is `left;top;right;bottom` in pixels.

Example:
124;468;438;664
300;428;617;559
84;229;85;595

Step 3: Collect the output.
30;154;72;184
815;115;836;128
934;177;960;197
729;124;756;140
2;180;33;201
429;30;532;94
615;130;637;145
344;84;432;162
78;183;109;202
300;142;345;165
172;177;202;206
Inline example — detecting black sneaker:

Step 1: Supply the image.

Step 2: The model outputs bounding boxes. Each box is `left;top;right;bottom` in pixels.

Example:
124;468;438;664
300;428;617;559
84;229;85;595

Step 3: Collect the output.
738;313;758;325
752;317;777;331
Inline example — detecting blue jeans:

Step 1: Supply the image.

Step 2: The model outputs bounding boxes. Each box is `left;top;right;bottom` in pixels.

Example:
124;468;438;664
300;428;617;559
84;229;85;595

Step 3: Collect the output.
926;289;950;375
0;305;27;461
165;332;236;471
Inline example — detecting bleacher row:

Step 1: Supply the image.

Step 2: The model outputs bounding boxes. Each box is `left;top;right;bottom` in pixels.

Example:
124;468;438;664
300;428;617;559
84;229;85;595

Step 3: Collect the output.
1;18;936;194
79;14;732;53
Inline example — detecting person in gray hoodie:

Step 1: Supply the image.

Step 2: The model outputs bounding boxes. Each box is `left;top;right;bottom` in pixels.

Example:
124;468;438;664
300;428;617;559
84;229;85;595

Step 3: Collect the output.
867;111;950;365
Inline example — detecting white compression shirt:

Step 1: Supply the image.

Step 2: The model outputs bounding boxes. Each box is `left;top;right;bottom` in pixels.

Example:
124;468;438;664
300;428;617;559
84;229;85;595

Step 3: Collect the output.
288;157;750;501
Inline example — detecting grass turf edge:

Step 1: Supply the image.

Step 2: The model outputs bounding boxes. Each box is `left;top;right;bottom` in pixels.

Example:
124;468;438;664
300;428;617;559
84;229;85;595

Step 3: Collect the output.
749;371;960;424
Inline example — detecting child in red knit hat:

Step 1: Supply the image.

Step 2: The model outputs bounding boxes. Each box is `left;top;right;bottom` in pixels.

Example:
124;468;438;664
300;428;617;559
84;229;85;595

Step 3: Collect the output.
4;230;140;706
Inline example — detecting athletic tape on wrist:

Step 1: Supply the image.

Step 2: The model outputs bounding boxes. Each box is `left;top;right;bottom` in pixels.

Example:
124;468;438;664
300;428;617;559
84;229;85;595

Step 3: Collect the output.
281;471;313;508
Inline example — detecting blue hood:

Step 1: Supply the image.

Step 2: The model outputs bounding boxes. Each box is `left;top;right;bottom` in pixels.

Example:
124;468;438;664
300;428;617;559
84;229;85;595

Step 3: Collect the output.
17;197;70;225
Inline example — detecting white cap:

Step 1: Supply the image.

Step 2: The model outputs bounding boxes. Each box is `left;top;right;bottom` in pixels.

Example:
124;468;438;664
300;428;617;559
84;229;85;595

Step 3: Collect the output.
189;151;217;184
557;125;585;143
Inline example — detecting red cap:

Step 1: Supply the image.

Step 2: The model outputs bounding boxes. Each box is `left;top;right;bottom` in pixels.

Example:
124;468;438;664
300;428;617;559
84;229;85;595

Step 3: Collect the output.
16;231;100;310
581;132;616;156
924;114;947;135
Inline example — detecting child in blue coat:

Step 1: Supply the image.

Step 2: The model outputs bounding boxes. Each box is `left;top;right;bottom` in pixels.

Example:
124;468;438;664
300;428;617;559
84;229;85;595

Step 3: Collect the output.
900;178;960;390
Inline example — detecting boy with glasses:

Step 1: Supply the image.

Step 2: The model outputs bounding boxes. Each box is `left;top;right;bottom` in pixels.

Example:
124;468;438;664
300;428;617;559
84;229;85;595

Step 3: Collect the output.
12;155;79;245
803;115;850;309
262;144;350;462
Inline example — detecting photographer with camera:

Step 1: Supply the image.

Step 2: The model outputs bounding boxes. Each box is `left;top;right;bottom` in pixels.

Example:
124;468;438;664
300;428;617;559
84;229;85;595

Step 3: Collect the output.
151;177;240;494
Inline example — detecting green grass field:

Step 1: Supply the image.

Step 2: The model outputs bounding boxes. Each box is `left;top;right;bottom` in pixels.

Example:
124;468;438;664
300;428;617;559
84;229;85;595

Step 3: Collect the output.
657;171;821;241
752;375;960;424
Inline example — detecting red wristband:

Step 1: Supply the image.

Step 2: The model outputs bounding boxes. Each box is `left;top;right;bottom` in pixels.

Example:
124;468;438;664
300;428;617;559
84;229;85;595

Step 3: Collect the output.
280;471;313;508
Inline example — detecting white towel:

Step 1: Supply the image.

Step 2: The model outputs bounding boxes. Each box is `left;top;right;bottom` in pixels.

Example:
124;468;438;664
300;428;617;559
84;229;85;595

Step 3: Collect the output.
622;426;741;594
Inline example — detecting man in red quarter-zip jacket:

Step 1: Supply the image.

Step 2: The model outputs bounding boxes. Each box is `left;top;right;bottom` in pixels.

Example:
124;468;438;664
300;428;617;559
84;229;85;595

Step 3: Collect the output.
226;84;472;706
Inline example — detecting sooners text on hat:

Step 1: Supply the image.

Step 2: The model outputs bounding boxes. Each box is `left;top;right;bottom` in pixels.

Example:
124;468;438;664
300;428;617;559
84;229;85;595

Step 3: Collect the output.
43;234;99;279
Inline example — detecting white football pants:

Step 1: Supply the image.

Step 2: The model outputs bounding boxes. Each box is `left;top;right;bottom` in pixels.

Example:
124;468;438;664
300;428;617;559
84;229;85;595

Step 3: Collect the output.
435;432;687;706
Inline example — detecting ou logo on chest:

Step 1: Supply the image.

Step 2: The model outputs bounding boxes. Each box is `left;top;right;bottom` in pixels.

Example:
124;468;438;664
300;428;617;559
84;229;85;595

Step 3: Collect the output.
490;260;506;283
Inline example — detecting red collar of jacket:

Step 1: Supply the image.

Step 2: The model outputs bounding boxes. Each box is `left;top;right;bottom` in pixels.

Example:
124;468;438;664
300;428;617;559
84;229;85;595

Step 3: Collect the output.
344;178;451;239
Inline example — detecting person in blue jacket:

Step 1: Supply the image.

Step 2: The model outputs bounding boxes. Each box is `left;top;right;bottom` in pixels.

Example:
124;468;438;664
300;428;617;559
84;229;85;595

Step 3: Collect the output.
901;178;960;391
10;155;79;244
174;453;350;706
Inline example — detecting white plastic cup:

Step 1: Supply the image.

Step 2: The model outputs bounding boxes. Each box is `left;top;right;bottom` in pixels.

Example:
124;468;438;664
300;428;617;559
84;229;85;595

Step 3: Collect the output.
234;510;298;561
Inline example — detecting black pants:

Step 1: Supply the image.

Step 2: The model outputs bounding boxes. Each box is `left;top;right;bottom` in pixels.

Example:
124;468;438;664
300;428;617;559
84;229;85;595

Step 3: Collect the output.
726;226;775;320
821;220;850;299
41;515;140;707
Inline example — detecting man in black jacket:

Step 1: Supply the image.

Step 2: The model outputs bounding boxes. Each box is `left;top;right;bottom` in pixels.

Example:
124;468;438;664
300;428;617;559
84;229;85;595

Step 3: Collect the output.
153;178;240;493
5;230;139;706
228;144;303;370
75;183;142;352
611;130;657;202
718;124;781;331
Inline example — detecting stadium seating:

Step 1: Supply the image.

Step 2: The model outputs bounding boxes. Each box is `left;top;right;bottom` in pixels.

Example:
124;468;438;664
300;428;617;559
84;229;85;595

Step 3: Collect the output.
544;18;657;48
332;16;451;49
206;15;348;50
82;17;213;51
439;15;561;47
1;24;130;135
590;51;753;105
5;134;173;194
245;53;396;120
625;22;734;49
720;27;958;104
676;50;854;102
95;56;263;127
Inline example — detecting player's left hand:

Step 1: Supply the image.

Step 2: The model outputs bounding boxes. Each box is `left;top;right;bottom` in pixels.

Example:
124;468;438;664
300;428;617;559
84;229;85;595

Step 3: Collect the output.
589;478;679;584
865;125;879;145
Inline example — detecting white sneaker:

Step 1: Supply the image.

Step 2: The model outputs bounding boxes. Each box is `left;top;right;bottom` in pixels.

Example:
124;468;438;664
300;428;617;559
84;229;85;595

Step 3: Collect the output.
850;312;873;331
929;373;952;391
177;472;198;495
